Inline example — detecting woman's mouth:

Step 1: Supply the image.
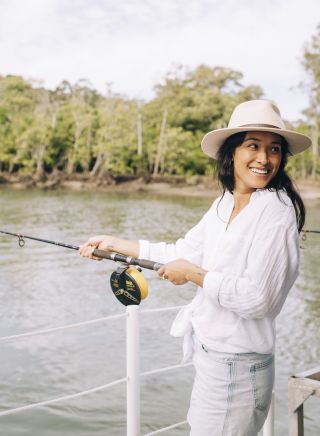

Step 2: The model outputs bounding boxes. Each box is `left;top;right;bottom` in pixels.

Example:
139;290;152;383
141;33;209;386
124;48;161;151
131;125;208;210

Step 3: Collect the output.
249;167;271;176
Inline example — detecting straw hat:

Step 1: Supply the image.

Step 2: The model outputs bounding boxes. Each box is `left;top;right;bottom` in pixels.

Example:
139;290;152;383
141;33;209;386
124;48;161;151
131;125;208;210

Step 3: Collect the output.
201;100;311;159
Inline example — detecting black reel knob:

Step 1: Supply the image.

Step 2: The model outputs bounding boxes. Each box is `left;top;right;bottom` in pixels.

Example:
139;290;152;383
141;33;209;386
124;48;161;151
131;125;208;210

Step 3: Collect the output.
110;265;148;306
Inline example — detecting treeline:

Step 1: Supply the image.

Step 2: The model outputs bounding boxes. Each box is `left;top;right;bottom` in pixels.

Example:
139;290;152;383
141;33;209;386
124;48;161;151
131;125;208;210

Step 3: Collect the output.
0;28;319;182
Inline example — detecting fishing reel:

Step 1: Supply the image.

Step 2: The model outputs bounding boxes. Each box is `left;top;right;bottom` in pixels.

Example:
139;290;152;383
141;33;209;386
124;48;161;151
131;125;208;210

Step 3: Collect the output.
110;264;148;306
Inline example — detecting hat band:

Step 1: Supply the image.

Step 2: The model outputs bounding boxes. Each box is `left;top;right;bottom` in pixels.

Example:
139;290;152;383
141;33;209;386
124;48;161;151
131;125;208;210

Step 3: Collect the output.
238;123;281;129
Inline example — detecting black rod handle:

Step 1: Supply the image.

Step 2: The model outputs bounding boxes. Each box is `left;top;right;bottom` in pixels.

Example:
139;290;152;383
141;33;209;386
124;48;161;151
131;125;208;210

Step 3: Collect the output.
132;258;163;271
92;249;113;261
92;249;163;271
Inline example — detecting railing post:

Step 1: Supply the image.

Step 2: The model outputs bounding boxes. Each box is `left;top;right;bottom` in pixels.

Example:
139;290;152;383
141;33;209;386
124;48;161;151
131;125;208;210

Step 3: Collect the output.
287;368;320;436
127;305;140;436
263;391;275;436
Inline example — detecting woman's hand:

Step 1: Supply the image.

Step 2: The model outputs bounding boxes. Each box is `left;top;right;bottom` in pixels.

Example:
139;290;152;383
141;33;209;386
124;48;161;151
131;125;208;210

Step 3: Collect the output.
79;235;116;260
157;259;207;287
79;235;140;260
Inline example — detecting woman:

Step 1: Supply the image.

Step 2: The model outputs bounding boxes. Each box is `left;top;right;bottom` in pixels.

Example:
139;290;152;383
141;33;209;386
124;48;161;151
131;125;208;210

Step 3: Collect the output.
80;100;311;436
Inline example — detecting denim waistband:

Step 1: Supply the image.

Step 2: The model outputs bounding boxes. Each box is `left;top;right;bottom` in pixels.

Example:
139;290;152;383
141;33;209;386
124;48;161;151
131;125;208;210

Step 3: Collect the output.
194;336;274;363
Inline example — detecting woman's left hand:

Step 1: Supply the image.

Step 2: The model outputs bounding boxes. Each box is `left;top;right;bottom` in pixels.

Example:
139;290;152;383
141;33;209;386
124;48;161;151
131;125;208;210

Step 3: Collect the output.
157;259;207;287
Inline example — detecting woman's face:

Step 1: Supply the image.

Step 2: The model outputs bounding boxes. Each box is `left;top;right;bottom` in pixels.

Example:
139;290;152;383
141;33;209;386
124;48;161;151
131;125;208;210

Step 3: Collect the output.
233;131;283;194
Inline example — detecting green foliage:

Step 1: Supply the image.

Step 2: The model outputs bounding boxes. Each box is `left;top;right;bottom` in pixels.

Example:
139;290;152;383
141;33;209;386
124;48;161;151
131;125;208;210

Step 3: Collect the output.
302;24;320;106
0;51;318;179
300;24;320;178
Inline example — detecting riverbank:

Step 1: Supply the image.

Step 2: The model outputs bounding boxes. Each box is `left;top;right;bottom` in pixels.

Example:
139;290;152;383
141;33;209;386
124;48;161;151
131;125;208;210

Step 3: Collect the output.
0;172;319;202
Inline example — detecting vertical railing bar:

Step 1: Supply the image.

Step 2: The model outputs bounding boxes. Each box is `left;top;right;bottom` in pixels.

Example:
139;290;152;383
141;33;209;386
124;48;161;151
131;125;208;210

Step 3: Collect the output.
263;390;275;436
127;305;141;436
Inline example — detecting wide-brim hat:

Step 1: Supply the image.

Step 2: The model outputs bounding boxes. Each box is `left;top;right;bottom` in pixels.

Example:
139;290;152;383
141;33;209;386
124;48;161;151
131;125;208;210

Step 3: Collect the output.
201;100;312;159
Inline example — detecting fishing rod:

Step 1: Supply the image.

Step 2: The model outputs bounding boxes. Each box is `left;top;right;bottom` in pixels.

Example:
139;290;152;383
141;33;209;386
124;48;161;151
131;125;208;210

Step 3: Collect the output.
0;230;163;306
1;228;318;304
301;229;320;242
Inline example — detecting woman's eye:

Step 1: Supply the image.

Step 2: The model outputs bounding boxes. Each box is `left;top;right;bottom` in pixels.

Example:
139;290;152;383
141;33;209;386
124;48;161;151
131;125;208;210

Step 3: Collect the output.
248;143;258;149
271;146;281;153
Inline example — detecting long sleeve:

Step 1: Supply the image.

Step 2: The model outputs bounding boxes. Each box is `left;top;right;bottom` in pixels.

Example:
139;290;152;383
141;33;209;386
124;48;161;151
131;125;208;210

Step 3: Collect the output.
138;202;217;265
202;222;299;320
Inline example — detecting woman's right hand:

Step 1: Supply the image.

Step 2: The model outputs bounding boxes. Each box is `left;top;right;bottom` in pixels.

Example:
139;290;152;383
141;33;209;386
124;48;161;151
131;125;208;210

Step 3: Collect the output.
79;235;140;260
79;235;116;260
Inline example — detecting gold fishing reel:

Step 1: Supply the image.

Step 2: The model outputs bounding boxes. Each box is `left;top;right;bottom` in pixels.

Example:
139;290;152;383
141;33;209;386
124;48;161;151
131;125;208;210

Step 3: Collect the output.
110;265;148;306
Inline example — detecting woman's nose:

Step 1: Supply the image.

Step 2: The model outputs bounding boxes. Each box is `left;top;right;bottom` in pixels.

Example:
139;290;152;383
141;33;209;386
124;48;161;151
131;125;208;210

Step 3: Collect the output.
256;150;268;165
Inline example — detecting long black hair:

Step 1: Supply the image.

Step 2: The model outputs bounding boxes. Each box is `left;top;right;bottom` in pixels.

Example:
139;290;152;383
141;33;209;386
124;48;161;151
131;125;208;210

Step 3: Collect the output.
216;131;305;232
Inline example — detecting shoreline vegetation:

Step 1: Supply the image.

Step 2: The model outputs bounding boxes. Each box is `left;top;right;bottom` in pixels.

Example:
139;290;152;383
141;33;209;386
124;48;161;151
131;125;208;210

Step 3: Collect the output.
1;53;319;193
1;172;319;202
1;29;320;197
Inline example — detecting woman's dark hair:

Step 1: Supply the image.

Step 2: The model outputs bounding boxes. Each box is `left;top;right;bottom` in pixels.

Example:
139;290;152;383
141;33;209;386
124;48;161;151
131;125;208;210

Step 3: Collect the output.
217;131;305;232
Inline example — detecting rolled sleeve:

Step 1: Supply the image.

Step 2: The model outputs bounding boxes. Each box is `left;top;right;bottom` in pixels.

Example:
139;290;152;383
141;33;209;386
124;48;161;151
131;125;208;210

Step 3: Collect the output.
203;224;299;320
203;271;225;306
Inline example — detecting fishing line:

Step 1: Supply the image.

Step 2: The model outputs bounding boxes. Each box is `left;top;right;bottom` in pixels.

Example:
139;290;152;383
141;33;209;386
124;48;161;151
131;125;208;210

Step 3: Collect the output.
0;230;163;306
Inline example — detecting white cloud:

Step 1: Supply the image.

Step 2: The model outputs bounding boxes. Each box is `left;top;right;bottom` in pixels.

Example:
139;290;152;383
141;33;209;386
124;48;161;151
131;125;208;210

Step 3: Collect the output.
0;0;319;120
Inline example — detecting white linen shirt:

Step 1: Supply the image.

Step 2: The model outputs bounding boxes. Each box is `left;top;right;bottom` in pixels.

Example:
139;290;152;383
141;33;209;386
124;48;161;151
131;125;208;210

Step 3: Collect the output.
139;189;299;357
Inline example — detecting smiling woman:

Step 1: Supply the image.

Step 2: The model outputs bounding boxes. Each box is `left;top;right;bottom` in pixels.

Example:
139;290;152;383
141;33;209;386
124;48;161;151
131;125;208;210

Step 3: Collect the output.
214;101;308;233
221;131;284;227
80;99;312;436
234;132;282;190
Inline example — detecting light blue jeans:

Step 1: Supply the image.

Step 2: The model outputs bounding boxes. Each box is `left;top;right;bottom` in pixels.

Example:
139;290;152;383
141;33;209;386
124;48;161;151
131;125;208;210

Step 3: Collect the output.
188;338;274;436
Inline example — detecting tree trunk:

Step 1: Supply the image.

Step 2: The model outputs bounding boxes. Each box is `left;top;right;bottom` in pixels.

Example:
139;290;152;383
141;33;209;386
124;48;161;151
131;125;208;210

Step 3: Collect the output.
90;151;106;177
84;120;92;172
137;111;142;156
35;144;46;179
66;116;82;174
153;109;167;176
8;150;21;173
160;136;167;175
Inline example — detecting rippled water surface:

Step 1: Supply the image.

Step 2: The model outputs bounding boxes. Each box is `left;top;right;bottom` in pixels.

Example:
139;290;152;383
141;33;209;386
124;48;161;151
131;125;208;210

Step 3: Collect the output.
0;189;319;435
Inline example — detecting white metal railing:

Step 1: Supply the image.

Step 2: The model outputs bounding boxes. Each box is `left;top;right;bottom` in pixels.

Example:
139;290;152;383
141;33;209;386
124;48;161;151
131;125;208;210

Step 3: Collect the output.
0;313;126;342
144;420;188;435
263;391;275;436
0;305;274;436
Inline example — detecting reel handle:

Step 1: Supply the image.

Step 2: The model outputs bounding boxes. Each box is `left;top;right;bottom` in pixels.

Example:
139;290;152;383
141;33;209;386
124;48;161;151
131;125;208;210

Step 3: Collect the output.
92;249;163;271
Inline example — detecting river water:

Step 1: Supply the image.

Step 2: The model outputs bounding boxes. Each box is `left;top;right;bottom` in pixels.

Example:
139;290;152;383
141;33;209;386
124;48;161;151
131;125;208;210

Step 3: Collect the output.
0;189;319;436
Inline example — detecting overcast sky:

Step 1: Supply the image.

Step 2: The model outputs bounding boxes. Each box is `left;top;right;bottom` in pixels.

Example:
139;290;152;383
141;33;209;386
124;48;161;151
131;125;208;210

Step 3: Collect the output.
0;0;319;121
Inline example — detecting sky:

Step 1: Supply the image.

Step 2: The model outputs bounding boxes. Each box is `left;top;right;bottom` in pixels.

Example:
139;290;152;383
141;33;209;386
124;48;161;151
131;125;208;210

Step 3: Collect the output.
0;0;319;121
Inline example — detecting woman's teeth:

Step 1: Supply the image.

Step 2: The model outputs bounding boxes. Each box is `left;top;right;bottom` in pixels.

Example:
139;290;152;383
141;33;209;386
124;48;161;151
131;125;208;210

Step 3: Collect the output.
250;168;269;175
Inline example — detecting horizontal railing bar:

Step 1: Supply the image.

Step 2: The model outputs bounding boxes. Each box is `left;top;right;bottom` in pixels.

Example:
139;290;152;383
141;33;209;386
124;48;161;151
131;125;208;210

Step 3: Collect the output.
0;377;126;417
0;306;183;343
0;313;126;342
141;362;192;378
0;362;193;418
140;306;182;314
143;420;188;435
